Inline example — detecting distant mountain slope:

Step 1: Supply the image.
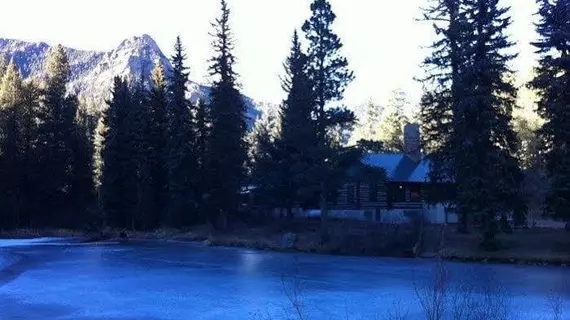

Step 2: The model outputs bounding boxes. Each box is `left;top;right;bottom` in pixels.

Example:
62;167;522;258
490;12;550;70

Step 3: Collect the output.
0;34;265;126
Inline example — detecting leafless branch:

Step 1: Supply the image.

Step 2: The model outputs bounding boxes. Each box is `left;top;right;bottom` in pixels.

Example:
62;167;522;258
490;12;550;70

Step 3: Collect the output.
413;259;449;320
547;289;565;320
383;299;410;320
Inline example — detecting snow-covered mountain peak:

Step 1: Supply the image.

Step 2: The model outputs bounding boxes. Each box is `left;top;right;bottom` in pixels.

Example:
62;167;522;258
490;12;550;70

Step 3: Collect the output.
0;34;272;127
113;34;166;65
117;34;159;50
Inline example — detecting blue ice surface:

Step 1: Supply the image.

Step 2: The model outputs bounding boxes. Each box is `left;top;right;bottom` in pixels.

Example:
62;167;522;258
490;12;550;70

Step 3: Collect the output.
0;239;569;320
0;237;64;247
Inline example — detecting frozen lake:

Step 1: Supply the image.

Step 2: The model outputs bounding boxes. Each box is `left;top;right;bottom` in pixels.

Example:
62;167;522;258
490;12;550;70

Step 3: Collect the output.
0;239;569;320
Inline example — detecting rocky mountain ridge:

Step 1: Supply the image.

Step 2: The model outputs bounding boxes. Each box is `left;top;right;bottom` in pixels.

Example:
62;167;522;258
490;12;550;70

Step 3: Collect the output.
0;34;265;125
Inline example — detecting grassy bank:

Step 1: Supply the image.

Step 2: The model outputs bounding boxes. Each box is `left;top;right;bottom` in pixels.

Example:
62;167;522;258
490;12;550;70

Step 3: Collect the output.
439;227;570;266
0;228;84;239
2;222;569;266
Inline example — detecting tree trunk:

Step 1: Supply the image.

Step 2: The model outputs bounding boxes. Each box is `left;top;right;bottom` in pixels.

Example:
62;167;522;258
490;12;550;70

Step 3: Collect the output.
219;211;228;231
356;181;361;209
319;182;329;243
481;211;498;251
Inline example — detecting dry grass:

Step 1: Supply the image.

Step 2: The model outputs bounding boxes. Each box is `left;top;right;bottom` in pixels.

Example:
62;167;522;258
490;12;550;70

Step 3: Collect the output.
439;227;570;265
3;221;569;266
0;228;83;239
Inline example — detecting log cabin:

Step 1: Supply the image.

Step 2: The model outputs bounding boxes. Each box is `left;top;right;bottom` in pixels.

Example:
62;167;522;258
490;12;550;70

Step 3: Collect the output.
331;123;456;224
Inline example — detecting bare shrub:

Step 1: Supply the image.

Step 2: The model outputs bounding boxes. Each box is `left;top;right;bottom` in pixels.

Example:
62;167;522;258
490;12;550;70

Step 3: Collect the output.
383;299;410;320
414;259;449;320
450;275;477;320
249;309;274;320
414;260;514;320
470;281;510;320
547;289;565;320
281;274;307;320
279;257;308;320
449;269;510;320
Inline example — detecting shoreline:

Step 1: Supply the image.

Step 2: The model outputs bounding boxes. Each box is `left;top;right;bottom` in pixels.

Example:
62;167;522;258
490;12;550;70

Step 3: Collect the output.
1;227;569;267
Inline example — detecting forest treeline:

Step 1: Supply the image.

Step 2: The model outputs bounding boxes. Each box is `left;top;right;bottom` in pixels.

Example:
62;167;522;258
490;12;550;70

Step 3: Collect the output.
0;0;569;246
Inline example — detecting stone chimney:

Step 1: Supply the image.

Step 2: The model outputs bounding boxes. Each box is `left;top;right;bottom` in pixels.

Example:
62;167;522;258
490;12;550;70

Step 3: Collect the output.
404;123;421;162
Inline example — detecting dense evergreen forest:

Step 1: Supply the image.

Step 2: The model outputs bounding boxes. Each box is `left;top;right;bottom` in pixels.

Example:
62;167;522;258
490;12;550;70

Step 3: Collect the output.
0;0;569;246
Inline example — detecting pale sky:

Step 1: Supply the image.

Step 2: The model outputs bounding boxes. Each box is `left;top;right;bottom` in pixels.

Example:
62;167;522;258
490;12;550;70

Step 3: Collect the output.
0;0;538;107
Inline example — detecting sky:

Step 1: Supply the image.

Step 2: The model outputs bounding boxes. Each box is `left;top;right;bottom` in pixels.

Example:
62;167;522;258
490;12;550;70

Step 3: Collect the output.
0;0;539;107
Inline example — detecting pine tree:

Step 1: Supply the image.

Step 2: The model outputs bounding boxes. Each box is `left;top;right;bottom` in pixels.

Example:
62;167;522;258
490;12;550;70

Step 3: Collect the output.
195;98;210;219
0;63;41;228
421;0;523;242
302;0;354;131
419;88;454;184
148;63;169;228
253;31;317;219
35;45;78;226
93;116;106;199
68;99;96;226
166;37;197;227
420;0;470;231
379;89;410;153
0;55;8;79
195;99;210;172
0;61;24;106
530;0;570;229
457;0;523;245
352;99;383;143
206;0;248;229
302;0;356;238
131;72;154;229
0;61;27;228
101;77;137;229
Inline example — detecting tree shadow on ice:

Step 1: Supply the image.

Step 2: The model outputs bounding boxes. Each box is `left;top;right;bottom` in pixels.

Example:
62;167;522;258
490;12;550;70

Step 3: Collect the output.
0;295;169;320
0;251;36;287
76;316;171;320
0;295;76;319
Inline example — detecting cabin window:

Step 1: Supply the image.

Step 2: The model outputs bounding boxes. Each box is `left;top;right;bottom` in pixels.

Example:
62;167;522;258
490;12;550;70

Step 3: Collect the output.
346;185;356;204
410;185;422;202
390;184;406;203
369;183;378;202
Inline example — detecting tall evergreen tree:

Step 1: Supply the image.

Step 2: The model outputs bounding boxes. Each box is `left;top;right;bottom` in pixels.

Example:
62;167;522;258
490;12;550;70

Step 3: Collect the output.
421;0;523;243
420;0;470;230
530;0;570;228
0;62;42;229
68;99;96;226
131;72;154;229
206;0;248;229
195;98;210;172
36;45;78;226
352;99;383;143
0;55;7;79
195;98;210;219
148;63;169;228
253;31;317;219
93;115;106;200
302;0;354;132
459;0;523;245
379;89;410;153
18;80;42;227
101;77;137;229
302;0;356;237
0;61;27;228
166;37;197;227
